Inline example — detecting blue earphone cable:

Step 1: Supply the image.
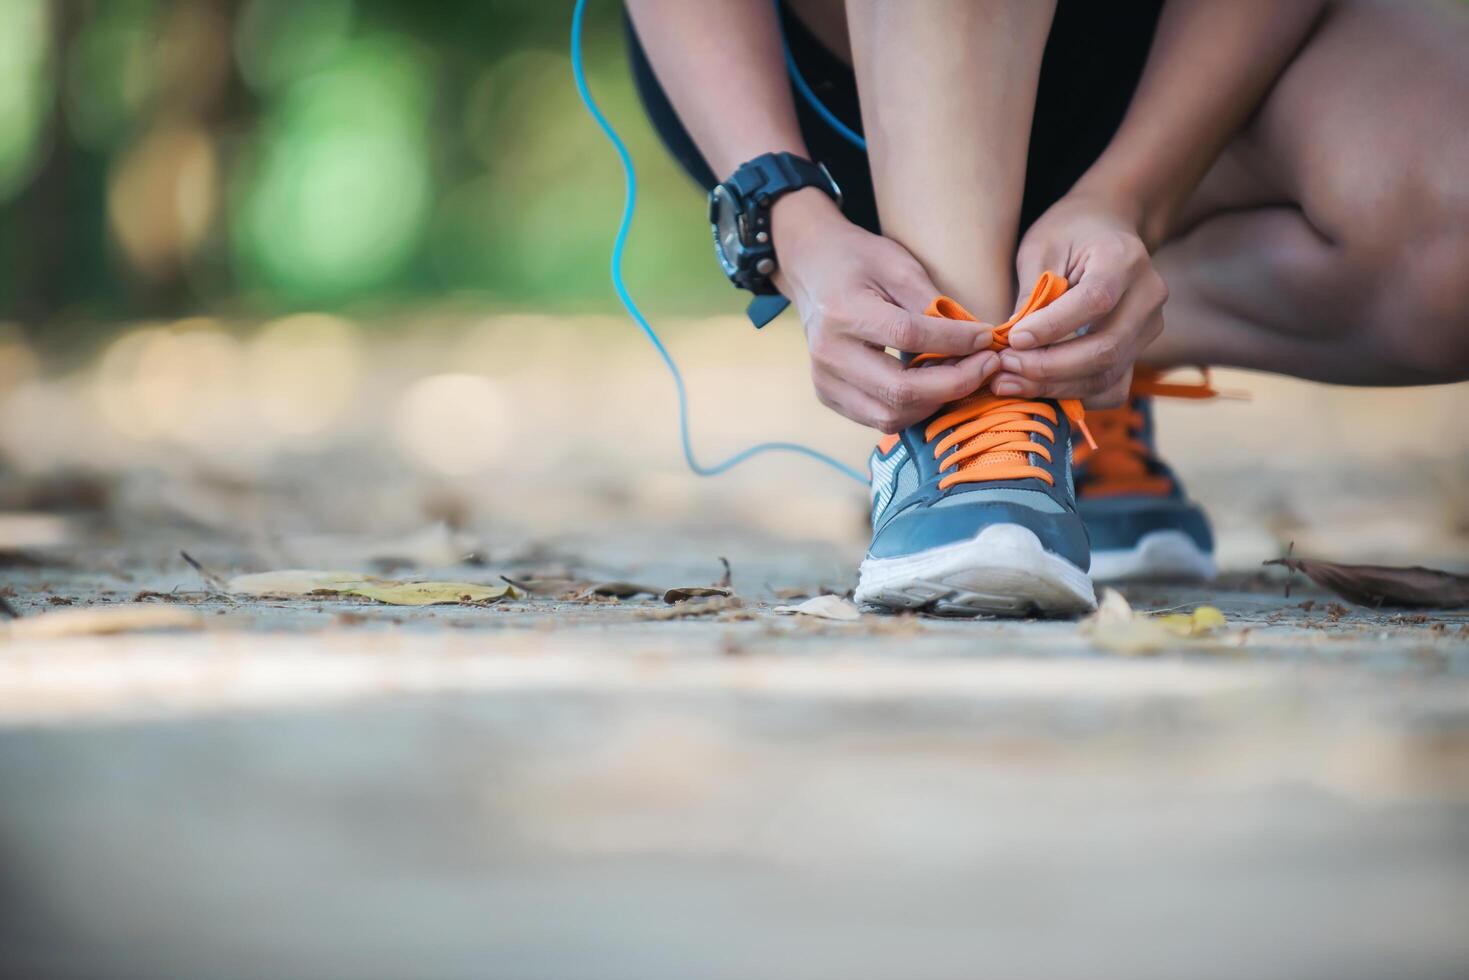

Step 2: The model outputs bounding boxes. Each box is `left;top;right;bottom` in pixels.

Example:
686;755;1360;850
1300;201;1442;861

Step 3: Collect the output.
779;12;866;151
570;0;867;485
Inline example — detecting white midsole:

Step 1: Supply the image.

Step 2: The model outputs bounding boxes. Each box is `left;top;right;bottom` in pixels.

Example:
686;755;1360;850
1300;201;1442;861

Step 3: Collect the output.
1088;529;1216;583
855;523;1096;615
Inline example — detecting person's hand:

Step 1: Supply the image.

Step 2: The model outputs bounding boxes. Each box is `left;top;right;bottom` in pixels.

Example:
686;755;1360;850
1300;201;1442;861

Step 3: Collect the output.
991;190;1168;407
771;189;998;432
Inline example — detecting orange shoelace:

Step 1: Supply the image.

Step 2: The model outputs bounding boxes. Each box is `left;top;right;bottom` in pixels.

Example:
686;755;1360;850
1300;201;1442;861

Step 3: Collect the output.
909;272;1095;491
1073;366;1219;499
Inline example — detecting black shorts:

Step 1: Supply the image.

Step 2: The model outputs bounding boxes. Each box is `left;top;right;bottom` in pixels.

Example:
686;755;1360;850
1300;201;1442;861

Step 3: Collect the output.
627;0;1164;236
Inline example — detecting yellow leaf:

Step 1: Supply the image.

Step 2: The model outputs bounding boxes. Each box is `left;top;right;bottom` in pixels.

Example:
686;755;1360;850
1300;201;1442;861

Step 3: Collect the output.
343;582;518;607
227;570;376;596
1080;590;1228;654
1154;605;1227;636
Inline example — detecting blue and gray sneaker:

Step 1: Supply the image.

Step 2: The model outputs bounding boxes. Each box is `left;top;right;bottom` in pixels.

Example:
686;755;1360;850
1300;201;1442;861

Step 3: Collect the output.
1073;367;1216;582
854;274;1097;617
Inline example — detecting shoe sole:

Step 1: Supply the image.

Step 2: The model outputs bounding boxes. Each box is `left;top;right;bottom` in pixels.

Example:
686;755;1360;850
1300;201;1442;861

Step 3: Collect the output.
855;523;1097;618
1089;529;1216;583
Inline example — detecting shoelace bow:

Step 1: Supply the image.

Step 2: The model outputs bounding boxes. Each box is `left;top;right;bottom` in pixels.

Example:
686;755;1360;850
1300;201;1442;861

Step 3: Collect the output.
1073;365;1218;499
911;272;1094;491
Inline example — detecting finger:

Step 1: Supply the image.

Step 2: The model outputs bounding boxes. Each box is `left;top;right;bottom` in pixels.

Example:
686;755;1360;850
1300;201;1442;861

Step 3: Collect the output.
1000;290;1160;385
840;346;999;426
849;303;994;356
1083;367;1133;409
990;363;1123;401
1013;249;1066;319
812;369;916;433
1007;272;1126;350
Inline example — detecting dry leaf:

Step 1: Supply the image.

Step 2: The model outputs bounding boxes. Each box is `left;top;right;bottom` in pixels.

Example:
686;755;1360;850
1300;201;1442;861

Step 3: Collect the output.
228;570;518;606
500;574;586;596
6;603;201;640
1264;556;1469;609
663;586;733;604
499;575;657;600
1080;589;1227;655
343;582;517;607
637;596;743;619
581;581;657;599
774;594;862;621
226;570;377;596
1153;605;1227;636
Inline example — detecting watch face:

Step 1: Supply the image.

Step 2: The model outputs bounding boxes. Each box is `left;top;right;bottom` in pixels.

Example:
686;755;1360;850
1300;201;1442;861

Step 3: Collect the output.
710;185;741;276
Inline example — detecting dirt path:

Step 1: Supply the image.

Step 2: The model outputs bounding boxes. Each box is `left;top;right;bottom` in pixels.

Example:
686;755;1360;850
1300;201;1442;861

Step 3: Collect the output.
2;317;1467;978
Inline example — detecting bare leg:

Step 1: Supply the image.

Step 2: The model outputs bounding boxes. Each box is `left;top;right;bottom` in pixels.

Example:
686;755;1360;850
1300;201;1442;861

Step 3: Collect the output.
1147;0;1469;386
844;0;1056;323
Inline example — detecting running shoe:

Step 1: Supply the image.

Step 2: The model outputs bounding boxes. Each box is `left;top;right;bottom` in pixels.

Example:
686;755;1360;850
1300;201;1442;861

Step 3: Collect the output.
1074;367;1217;581
855;273;1097;617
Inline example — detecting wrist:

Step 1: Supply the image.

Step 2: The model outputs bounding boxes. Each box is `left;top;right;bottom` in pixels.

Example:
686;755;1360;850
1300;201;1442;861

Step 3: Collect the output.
770;186;846;271
1070;168;1173;250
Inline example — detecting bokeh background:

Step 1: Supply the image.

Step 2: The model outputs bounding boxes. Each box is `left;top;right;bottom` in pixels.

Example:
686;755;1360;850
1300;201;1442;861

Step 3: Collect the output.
0;0;728;324
0;0;1465;571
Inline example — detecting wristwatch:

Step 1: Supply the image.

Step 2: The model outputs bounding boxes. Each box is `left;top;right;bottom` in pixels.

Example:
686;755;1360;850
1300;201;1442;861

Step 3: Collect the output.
708;151;842;328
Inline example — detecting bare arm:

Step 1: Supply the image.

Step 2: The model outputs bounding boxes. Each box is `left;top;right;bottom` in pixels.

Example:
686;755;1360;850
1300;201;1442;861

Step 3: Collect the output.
626;0;809;177
998;0;1327;403
626;0;999;432
1078;0;1327;247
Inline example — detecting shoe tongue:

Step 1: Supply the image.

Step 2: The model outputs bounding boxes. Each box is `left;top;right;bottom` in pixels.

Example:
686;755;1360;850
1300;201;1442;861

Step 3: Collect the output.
920;273;1076;476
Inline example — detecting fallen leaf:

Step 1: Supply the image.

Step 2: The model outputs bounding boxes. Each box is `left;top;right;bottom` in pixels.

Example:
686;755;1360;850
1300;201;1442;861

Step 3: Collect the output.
227;570;519;606
1080;589;1228;655
343;582;517;607
637;596;743;619
581;581;657;599
1264;556;1469;609
663;586;733;604
500;574;586;597
226;570;377;596
1153;605;1227;636
768;585;814;600
5;603;201;640
774;594;862;621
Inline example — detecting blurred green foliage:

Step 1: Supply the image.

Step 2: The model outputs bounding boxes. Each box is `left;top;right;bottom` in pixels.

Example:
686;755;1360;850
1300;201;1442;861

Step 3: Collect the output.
0;0;732;323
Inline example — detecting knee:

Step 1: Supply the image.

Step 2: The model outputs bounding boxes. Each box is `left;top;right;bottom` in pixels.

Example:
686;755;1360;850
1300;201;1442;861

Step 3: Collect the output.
1380;225;1469;382
1353;193;1469;384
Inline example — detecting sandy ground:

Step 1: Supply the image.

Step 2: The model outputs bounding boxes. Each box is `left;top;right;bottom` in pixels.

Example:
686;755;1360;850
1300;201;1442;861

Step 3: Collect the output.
1;315;1467;978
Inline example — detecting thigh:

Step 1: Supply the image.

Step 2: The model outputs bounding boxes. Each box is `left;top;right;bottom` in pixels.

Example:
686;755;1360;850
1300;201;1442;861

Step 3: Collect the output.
1176;0;1469;244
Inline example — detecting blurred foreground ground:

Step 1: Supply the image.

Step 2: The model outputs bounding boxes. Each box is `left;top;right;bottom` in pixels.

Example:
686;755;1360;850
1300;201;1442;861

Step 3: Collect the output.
2;315;1468;979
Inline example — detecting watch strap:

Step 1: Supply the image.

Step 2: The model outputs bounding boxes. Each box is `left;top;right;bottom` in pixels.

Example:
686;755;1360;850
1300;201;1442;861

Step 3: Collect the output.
727;152;837;206
746;294;791;329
